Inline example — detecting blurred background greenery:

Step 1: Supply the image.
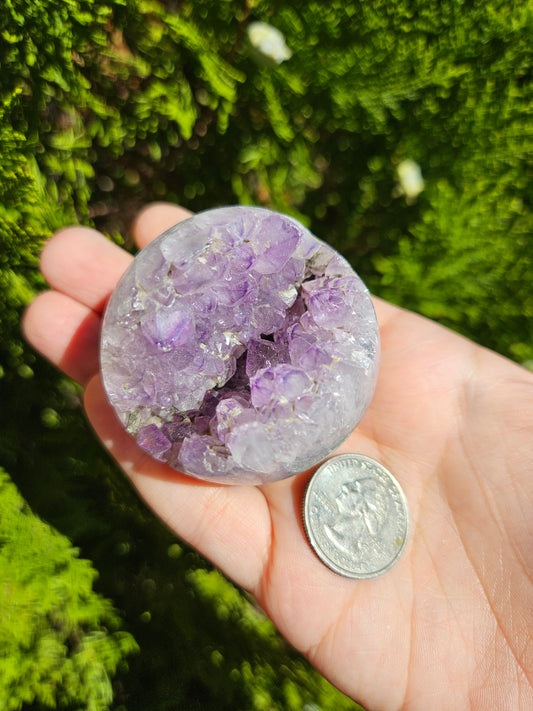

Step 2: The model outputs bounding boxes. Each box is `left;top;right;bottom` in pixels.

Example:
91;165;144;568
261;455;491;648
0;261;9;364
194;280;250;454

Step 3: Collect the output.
0;0;531;708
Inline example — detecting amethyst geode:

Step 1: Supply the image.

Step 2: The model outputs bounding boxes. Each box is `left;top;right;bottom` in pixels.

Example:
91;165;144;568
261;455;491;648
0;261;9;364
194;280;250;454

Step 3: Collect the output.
100;207;379;484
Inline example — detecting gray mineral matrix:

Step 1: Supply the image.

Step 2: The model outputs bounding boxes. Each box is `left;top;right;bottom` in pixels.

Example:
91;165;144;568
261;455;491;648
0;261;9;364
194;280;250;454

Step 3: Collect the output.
100;206;380;484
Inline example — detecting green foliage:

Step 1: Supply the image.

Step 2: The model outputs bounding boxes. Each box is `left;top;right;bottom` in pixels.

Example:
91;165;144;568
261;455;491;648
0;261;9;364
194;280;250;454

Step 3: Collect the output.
373;177;533;360
0;468;138;710
0;0;531;708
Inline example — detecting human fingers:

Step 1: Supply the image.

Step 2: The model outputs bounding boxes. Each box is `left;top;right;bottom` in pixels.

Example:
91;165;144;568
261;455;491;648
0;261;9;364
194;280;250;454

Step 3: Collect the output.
22;290;101;386
131;202;193;249
83;373;272;592
40;226;132;312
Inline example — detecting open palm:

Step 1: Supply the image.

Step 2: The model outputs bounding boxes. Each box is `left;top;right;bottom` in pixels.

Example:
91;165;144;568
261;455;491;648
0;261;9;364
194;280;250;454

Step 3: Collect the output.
24;204;533;710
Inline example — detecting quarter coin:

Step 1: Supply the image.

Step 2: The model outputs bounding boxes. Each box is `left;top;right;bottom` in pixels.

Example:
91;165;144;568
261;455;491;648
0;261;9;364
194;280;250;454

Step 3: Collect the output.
303;454;409;579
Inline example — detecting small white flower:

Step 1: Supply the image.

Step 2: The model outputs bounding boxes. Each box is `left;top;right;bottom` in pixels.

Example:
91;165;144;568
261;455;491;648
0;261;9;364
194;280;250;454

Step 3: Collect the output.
397;159;425;199
246;22;292;66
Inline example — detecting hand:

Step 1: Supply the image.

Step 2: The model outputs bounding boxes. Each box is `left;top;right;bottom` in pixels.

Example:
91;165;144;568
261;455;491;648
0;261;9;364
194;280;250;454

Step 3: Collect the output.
23;203;533;710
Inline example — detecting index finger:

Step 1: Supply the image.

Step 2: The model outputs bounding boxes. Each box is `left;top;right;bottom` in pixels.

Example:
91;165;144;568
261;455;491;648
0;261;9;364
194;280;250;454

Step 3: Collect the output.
131;202;193;249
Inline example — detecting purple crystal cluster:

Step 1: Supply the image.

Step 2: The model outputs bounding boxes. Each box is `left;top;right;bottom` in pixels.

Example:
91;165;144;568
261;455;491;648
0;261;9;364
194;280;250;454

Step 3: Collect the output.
100;207;379;484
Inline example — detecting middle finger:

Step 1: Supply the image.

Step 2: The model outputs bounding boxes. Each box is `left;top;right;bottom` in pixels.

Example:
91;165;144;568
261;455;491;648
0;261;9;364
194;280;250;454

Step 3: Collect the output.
40;226;133;312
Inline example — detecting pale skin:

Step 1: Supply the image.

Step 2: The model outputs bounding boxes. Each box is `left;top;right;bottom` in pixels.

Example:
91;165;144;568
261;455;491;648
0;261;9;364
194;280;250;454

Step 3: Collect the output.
23;203;533;711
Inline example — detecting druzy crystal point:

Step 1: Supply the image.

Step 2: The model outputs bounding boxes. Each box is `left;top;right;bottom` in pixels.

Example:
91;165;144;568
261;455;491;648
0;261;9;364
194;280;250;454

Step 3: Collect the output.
100;206;380;485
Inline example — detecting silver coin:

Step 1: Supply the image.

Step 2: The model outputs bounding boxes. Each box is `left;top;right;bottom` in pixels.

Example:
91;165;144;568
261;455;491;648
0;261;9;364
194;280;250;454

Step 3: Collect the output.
303;454;409;579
